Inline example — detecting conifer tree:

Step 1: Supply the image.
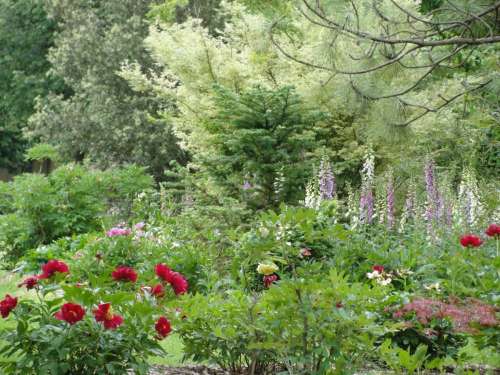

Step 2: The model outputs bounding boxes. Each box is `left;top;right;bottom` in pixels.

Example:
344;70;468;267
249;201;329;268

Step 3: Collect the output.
198;85;319;207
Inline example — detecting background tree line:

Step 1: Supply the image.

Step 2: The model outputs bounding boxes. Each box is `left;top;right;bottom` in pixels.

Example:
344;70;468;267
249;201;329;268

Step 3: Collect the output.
1;0;498;204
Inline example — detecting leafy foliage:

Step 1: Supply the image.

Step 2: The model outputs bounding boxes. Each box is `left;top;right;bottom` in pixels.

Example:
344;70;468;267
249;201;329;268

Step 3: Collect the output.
0;0;65;172
27;0;185;179
0;164;153;264
198;85;321;207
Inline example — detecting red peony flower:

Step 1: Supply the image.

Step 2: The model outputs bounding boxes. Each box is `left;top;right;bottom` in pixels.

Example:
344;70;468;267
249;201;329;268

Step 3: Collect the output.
372;265;385;273
154;263;172;280
38;259;69;279
460;234;483;248
18;276;38;290
263;274;278;288
155;316;172;339
55;302;85;325
151;284;165;298
93;303;124;330
155;263;189;295
168;272;189;295
111;266;138;282
485;224;500;237
0;294;17;318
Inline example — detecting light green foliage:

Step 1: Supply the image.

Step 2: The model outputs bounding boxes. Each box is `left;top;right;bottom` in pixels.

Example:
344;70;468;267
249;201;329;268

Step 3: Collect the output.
379;340;429;374
256;269;383;374
244;0;500;179
123;1;366;194
176;269;383;374
28;0;185;179
25;144;61;163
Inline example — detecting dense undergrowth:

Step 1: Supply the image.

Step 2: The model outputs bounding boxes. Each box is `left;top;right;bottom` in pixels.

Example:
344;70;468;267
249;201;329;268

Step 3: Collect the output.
0;161;498;374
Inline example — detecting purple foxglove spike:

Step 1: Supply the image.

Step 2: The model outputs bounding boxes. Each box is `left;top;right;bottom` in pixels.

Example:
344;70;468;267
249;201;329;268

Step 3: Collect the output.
424;159;440;221
319;159;335;200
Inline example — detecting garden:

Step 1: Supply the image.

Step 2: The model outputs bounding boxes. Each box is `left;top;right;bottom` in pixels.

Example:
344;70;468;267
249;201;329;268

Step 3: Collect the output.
0;0;499;374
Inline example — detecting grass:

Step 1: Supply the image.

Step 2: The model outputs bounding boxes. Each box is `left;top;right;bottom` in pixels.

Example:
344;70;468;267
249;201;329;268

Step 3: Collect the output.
150;334;185;366
0;270;185;367
0;271;24;331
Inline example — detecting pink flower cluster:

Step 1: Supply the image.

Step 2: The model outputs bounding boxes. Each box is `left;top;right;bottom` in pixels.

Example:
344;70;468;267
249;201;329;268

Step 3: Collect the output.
106;227;132;237
393;297;498;333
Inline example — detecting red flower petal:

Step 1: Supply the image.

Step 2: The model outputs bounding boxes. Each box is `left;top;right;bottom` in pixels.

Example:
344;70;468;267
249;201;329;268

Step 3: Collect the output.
372;265;385;273
0;294;18;318
54;303;85;325
103;315;123;330
93;303;123;329
155;316;172;339
460;234;483;248
111;266;138;282
485;224;500;237
38;260;69;279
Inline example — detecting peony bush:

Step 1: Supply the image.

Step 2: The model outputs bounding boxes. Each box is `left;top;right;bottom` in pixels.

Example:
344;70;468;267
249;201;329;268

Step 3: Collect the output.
0;224;189;375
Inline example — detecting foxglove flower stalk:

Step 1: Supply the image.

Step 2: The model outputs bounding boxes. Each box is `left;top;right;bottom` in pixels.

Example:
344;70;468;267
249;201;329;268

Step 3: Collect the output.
458;167;483;229
345;183;359;227
386;171;395;229
436;193;445;222
273;167;285;203
359;151;375;224
304;179;320;210
375;190;385;225
399;186;417;232
360;189;374;224
424;159;439;223
318;157;335;200
445;202;454;227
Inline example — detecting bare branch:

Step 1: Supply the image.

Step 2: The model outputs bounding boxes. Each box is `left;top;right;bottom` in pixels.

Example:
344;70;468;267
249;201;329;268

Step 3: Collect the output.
393;80;492;127
300;0;500;47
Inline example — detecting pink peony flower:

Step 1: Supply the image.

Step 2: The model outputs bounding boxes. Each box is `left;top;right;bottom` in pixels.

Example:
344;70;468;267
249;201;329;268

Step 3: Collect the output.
106;227;131;237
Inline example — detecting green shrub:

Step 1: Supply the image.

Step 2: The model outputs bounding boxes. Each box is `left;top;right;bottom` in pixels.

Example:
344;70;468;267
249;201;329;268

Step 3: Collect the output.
0;164;153;265
175;268;385;374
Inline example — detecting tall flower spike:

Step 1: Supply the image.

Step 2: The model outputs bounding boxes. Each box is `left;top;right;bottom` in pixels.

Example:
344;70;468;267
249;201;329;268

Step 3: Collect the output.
318;157;335;200
304;178;320;210
386;170;395;229
458;167;483;229
424;158;438;223
359;150;375;224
